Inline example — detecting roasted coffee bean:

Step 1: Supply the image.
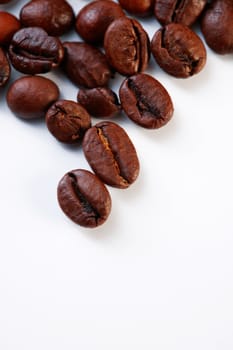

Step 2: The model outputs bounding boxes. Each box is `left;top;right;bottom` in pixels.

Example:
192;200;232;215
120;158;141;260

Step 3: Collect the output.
8;27;64;75
57;169;112;228
20;0;75;37
154;0;207;26
62;42;112;88
76;0;125;45
201;0;233;55
119;73;174;129
7;75;59;119
0;11;21;46
0;47;11;87
77;87;121;118
104;17;150;76
118;0;154;16
83;121;139;189
0;47;10;87
46;100;91;144
151;23;206;78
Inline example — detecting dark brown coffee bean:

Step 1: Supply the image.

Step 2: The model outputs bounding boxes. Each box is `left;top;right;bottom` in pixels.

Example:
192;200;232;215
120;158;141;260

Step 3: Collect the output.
104;17;150;76
151;23;206;78
82;121;139;189
0;11;21;46
119;73;174;129
46;100;91;144
76;0;125;45
77;87;121;118
201;0;233;55
118;0;154;16
154;0;207;26
7;75;59;119
8;27;64;75
62;42;112;88
20;0;75;37
0;47;10;87
57;169;112;228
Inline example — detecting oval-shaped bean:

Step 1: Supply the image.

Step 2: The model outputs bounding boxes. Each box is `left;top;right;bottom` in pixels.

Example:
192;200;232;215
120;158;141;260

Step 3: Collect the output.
104;17;150;76
82;121;140;189
7;75;60;119
62;42;112;88
119;73;174;129
57;169;112;228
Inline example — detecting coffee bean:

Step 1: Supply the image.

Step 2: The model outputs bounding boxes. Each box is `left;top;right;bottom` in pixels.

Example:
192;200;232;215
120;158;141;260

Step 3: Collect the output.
62;42;112;88
77;87;121;118
7;75;59;119
0;47;10;88
119;0;154;16
104;16;150;76
82;121;139;189
8;27;64;75
75;0;125;45
20;0;75;37
0;11;21;46
151;23;206;78
46;100;91;144
154;0;207;26
201;0;233;55
57;169;112;228
119;73;174;129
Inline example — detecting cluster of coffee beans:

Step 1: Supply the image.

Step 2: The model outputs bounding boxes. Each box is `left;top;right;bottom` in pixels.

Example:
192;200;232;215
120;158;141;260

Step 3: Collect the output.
0;0;233;228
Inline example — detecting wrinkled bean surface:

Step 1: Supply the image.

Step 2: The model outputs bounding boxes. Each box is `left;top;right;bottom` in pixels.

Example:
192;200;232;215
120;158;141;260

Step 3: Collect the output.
154;0;207;26
104;17;150;76
9;27;64;74
151;23;206;78
119;73;174;129
57;169;112;228
83;121;139;189
46;100;91;143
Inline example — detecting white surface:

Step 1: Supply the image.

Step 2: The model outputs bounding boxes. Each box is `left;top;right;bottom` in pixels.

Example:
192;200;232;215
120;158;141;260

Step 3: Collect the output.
1;0;233;349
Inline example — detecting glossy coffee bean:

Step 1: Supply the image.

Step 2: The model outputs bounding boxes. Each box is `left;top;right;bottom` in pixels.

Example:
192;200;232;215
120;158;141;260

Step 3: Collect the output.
0;47;10;87
0;11;21;46
20;0;75;37
83;121;139;189
8;27;64;75
151;23;206;78
154;0;207;26
46;100;91;144
57;169;112;228
76;0;125;45
7;76;59;119
119;73;174;129
104;17;150;76
77;87;121;118
201;0;233;54
62;42;112;88
118;0;154;16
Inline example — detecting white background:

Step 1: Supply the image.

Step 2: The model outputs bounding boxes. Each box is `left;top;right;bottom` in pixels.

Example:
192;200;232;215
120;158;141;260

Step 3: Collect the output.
1;0;233;349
